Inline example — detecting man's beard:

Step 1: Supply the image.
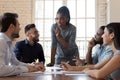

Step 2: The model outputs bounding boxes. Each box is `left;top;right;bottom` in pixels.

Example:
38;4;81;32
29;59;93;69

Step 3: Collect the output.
33;38;39;43
95;39;103;45
12;33;19;38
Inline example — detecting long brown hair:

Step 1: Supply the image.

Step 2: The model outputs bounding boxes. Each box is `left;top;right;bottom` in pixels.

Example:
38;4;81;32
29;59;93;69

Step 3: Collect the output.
106;23;120;50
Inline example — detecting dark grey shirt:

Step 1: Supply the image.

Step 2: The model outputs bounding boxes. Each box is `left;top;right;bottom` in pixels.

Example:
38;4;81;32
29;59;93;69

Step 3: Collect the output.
51;23;79;65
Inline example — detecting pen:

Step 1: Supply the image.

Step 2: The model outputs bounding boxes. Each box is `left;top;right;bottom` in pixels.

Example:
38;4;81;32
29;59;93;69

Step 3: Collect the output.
35;59;39;63
35;59;44;65
66;61;69;64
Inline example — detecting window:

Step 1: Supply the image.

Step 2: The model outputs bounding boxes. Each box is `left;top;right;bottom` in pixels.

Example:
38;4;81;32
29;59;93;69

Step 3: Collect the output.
35;0;95;64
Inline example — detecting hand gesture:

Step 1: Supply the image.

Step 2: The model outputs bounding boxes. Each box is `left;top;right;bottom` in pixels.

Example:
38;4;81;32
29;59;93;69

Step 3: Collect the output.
27;64;45;72
46;63;54;67
61;62;74;71
72;57;84;66
88;37;96;48
55;27;62;39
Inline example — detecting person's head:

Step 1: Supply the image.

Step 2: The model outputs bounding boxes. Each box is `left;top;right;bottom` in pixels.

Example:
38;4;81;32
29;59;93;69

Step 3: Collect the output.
25;24;39;42
1;12;20;39
55;6;70;28
0;15;3;31
102;23;120;50
94;26;105;44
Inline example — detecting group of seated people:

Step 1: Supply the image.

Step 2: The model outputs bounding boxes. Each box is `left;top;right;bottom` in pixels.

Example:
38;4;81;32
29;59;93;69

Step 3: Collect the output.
0;6;120;80
61;23;120;80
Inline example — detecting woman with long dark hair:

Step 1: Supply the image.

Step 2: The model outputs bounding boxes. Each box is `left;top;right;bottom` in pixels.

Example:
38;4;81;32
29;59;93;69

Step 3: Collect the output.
84;23;120;79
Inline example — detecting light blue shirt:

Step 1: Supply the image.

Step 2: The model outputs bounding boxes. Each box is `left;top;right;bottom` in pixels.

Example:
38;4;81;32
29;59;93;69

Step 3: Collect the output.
0;33;29;76
92;45;113;64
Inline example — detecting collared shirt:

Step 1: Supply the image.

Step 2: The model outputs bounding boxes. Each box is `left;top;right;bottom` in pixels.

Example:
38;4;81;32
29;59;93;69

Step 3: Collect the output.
0;33;29;77
92;45;113;64
14;39;45;64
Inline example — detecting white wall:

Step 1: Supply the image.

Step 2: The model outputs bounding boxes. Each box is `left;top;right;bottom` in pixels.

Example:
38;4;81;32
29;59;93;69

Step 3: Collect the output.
108;0;120;22
96;0;107;28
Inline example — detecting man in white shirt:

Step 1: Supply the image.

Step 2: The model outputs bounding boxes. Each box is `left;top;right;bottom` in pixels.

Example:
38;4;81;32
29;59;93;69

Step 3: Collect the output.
0;13;45;77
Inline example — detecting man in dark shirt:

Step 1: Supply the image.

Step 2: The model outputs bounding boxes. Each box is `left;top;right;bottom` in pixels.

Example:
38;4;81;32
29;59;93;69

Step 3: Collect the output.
14;24;45;64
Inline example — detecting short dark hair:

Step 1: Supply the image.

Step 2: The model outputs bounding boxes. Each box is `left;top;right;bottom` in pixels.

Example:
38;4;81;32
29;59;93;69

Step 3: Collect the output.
1;12;18;32
57;6;70;25
100;26;105;31
99;26;105;35
106;23;120;50
25;24;36;34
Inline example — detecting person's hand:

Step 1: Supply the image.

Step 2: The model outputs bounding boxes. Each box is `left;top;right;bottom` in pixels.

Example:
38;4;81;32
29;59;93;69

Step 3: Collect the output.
55;27;62;39
46;63;54;67
55;27;60;36
83;68;96;75
82;67;90;72
35;64;45;72
61;62;74;71
72;57;84;66
27;64;45;72
88;37;96;48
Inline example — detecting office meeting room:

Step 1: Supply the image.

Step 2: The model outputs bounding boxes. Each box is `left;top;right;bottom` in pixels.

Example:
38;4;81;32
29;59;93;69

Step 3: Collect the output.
0;0;120;80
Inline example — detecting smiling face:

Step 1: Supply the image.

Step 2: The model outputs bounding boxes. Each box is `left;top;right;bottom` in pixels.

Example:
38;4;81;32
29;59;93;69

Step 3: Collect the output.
27;27;39;42
94;28;104;44
102;27;114;46
55;13;68;29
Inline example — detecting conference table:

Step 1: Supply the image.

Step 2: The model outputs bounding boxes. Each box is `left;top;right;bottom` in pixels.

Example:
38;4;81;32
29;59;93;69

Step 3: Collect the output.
0;67;105;80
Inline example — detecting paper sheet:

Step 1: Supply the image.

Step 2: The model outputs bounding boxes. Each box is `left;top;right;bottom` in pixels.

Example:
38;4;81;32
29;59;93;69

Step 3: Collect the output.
64;73;88;76
62;71;84;74
20;67;86;76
